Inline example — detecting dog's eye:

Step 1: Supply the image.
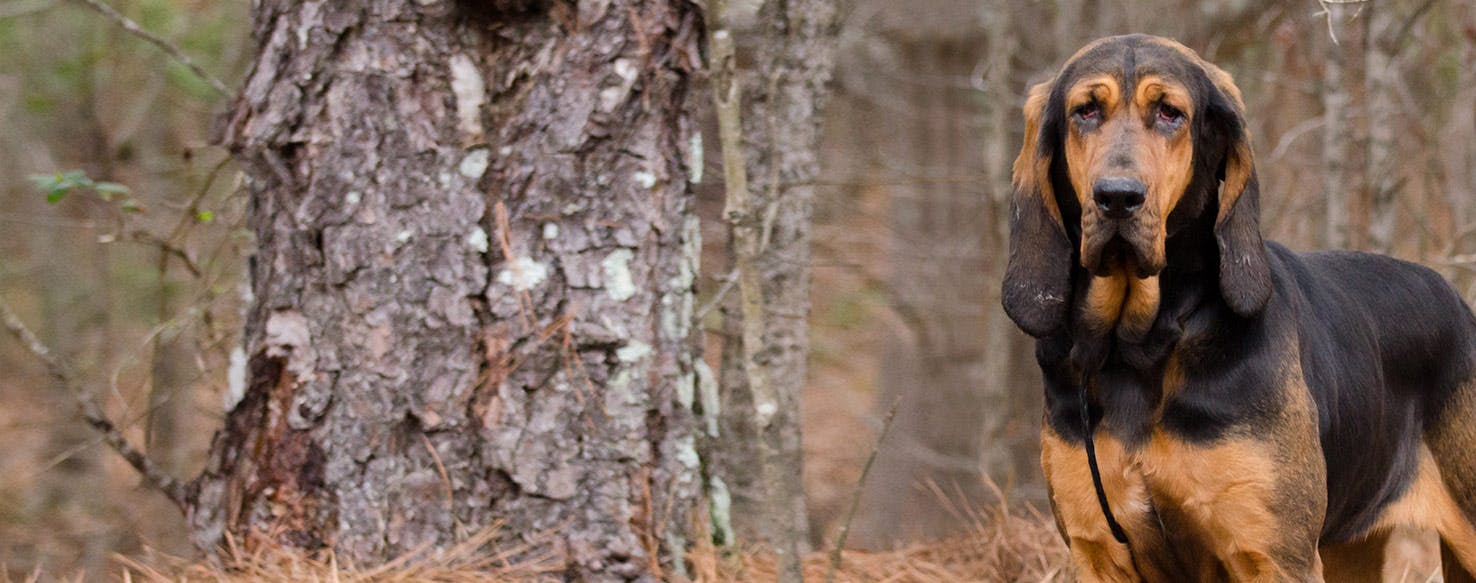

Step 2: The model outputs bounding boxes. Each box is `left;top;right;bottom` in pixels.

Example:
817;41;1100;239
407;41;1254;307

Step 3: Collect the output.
1074;103;1100;121
1157;104;1184;125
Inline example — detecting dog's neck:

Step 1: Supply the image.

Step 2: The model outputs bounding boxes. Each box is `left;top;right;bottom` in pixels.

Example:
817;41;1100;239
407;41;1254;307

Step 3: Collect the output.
1065;210;1220;378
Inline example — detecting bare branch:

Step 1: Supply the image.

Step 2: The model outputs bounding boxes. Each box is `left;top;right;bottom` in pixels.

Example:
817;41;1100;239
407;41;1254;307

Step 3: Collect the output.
0;297;189;508
693;269;738;322
131;229;202;277
72;0;230;96
708;4;807;579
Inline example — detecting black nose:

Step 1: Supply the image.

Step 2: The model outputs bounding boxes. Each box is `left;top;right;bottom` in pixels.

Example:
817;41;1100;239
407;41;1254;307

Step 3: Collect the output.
1093;177;1147;219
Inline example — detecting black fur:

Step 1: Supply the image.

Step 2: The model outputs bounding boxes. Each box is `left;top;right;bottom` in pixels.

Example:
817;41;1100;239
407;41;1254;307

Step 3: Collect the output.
1018;35;1476;553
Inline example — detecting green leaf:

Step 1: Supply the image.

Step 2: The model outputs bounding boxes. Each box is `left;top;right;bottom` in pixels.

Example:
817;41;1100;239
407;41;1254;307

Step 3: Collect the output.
93;182;130;202
120;199;143;213
28;173;58;190
29;171;123;204
196;211;215;223
30;173;71;203
58;170;91;188
94;182;131;195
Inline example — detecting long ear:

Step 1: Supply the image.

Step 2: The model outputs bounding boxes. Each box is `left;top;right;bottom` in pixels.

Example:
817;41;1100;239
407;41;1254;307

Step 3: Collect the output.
1203;62;1272;316
1002;81;1074;337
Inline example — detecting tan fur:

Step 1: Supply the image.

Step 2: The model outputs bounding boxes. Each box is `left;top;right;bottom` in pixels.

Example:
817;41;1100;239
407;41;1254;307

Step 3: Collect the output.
1367;444;1476;575
1136;37;1255;229
1014;82;1062;229
1044;351;1324;581
1426;380;1476;579
1140;433;1287;582
1062;71;1188;334
1120;275;1159;340
1083;268;1160;339
1043;426;1310;582
1041;427;1149;583
1133;76;1196;269
1065;72;1193;276
1157;353;1185;406
1083;272;1128;332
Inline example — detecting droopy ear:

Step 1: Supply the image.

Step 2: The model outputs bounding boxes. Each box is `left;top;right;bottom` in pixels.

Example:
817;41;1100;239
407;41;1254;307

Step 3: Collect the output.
1202;62;1272;316
1002;81;1074;337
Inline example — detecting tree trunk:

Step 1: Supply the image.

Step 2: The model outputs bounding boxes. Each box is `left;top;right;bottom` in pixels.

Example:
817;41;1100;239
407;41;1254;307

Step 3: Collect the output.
712;0;836;568
979;1;1034;498
1365;3;1399;254
852;36;994;549
1323;5;1352;250
190;1;705;577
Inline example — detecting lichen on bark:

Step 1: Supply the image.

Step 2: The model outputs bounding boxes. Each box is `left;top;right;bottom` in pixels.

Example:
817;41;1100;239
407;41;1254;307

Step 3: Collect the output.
192;1;707;578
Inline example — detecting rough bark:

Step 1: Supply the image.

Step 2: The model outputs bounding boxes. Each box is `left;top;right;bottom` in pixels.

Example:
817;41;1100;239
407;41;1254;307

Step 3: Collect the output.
712;0;836;567
192;1;705;578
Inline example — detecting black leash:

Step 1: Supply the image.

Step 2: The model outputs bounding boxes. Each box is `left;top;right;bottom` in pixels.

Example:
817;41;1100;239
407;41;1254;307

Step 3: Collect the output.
1079;371;1130;545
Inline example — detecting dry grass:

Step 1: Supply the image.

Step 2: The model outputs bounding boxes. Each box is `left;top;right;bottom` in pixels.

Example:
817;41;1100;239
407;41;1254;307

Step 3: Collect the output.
86;505;1448;583
93;501;1068;583
690;508;1069;582
110;527;563;583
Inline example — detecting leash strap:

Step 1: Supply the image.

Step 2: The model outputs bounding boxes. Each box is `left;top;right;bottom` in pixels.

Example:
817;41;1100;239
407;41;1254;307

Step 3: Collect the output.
1079;373;1130;545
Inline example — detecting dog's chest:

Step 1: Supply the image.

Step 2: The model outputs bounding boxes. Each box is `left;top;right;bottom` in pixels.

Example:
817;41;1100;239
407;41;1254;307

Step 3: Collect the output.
1069;427;1285;579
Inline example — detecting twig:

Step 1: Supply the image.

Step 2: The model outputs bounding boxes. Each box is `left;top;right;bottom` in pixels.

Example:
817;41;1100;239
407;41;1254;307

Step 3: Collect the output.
0;297;188;507
1315;0;1367;45
708;6;804;580
826;396;902;583
694;268;738;322
27;395;170;481
72;0;230;96
131;229;202;277
1390;0;1438;49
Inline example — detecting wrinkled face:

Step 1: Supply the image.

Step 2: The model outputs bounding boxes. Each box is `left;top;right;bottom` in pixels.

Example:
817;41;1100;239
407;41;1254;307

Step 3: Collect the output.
1001;35;1271;339
1060;40;1200;278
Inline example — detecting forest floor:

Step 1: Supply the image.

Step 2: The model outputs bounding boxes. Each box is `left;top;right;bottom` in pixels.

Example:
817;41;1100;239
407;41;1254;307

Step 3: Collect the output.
1;347;1075;582
97;506;1068;583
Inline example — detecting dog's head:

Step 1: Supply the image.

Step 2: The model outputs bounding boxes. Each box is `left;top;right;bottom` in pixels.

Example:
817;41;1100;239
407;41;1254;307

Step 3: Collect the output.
1002;35;1271;338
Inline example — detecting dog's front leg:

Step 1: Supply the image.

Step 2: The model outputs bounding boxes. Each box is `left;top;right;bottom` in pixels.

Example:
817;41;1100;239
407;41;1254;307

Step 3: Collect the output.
1042;426;1179;583
1138;420;1326;583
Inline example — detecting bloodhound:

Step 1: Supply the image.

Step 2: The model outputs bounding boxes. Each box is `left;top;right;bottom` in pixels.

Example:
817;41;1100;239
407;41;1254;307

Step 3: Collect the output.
1002;34;1476;582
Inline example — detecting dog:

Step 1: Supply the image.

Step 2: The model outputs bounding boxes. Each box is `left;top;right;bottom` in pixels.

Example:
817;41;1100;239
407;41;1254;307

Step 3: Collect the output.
1002;34;1476;582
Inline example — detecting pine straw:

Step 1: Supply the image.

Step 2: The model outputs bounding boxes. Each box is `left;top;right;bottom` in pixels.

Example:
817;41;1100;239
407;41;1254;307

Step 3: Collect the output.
111;526;563;583
102;503;1069;583
689;507;1069;583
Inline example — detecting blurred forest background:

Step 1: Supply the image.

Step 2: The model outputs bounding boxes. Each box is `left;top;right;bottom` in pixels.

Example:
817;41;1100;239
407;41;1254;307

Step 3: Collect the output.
3;0;1476;578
